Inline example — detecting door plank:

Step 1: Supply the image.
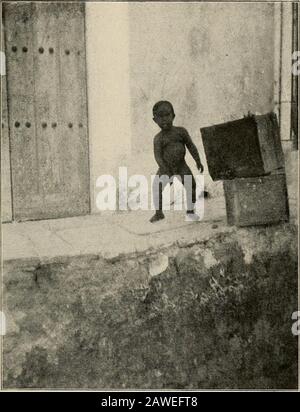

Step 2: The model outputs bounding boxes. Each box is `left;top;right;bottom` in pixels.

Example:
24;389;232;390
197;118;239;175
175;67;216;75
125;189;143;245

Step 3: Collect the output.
1;19;12;222
55;3;90;208
32;3;63;197
5;3;40;210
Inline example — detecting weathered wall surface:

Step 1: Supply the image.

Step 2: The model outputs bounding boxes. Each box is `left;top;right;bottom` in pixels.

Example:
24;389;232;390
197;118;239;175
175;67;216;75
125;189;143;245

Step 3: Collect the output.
128;2;275;154
3;224;298;389
86;2;276;212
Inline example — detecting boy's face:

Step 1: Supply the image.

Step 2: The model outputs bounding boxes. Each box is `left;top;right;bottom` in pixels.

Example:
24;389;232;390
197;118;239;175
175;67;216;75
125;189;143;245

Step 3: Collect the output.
153;104;175;131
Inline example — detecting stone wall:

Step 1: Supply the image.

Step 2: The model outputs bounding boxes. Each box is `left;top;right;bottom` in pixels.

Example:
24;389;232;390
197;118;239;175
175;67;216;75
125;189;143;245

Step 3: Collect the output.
3;224;298;389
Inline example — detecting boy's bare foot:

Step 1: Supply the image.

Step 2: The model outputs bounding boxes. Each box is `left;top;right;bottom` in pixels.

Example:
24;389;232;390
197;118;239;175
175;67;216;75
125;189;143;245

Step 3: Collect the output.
150;212;165;223
186;210;200;221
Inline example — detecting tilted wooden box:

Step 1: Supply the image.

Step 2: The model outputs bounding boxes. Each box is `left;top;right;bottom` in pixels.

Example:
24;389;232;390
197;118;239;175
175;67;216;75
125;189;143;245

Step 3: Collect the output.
223;173;289;227
201;113;285;181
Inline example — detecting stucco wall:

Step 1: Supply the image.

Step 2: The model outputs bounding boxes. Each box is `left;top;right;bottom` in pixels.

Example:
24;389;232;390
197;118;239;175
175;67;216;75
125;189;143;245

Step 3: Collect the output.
86;2;276;212
85;3;132;211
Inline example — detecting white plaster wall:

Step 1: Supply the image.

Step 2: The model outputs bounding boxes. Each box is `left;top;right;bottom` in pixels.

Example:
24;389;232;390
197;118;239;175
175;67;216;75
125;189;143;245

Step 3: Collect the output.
85;3;132;212
128;2;276;181
86;2;277;212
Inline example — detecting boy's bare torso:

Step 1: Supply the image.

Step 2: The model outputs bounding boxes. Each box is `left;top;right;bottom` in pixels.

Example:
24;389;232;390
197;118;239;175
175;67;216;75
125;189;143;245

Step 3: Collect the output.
155;126;188;171
154;126;202;175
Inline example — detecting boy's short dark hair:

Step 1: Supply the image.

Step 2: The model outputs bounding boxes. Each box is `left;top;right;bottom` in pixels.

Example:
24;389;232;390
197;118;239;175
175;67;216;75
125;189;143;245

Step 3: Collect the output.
152;101;175;116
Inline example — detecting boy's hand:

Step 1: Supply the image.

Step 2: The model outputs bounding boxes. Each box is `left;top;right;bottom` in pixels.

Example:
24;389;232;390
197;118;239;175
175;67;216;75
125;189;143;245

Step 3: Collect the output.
198;164;204;173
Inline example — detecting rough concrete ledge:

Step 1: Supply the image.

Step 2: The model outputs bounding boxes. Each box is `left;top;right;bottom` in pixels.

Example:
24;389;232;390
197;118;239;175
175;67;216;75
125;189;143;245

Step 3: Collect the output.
2;222;298;389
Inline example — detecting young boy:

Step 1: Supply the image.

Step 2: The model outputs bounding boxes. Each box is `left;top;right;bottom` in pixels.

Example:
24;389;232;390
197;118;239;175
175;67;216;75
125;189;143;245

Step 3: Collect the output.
150;101;204;223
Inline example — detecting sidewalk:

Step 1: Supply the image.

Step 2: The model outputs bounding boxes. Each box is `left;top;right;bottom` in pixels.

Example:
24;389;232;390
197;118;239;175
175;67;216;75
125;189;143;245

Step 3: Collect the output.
2;197;229;263
3;177;297;264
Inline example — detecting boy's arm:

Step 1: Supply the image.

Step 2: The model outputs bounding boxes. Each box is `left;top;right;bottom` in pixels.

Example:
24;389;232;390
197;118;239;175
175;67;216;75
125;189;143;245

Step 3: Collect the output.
182;128;204;171
154;136;169;173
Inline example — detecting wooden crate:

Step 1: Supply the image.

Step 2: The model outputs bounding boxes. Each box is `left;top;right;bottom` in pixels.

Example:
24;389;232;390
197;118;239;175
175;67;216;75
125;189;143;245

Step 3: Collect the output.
223;173;289;227
201;113;284;181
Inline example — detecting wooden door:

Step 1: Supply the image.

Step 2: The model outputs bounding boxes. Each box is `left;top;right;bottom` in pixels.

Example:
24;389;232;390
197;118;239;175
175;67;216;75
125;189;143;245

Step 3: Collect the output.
1;17;12;222
4;2;90;220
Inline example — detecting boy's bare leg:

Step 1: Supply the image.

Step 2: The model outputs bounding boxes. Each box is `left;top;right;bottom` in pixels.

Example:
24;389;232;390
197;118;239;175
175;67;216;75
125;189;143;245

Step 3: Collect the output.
179;164;197;215
150;171;170;222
